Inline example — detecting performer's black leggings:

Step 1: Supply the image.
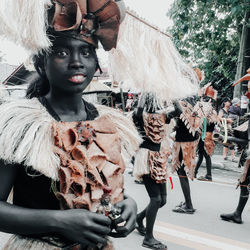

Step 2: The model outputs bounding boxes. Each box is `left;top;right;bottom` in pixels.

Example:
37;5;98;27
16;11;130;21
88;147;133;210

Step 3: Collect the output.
176;149;193;209
235;166;250;216
195;139;212;177
142;175;167;207
137;175;166;239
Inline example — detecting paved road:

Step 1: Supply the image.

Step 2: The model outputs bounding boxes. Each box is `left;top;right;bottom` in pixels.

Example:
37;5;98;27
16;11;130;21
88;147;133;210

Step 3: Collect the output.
113;165;250;250
1;157;249;250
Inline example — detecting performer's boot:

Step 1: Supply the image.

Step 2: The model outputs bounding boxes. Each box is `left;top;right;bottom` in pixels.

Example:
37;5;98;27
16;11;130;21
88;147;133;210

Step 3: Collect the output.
220;187;249;224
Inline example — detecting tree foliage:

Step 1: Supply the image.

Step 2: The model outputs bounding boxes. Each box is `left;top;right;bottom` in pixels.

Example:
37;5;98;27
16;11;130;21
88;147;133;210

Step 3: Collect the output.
168;0;250;103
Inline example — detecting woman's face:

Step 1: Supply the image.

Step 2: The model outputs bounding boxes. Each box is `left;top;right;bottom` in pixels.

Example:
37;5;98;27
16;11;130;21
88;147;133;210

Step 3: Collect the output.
224;100;231;108
44;36;97;94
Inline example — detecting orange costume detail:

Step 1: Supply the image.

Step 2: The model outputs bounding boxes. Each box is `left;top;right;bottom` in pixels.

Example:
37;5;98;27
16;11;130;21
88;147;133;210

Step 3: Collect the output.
143;113;169;183
53;116;125;212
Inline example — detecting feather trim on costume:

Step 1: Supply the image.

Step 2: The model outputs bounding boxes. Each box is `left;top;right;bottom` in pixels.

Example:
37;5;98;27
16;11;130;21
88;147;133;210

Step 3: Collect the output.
108;10;199;100
0;0;52;53
133;148;150;181
96;104;142;163
0;100;141;181
0;98;60;180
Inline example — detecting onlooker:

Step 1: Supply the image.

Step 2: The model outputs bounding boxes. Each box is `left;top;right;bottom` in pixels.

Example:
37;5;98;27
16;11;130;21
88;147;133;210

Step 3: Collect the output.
125;93;134;112
218;98;237;162
229;97;243;126
241;94;249;115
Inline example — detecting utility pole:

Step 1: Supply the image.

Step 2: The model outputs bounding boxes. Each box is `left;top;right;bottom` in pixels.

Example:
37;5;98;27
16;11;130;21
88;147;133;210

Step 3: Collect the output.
233;8;250;98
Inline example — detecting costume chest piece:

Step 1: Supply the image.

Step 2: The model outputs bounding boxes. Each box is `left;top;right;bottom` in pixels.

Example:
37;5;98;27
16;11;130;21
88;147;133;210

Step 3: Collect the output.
143;113;166;144
53;115;125;212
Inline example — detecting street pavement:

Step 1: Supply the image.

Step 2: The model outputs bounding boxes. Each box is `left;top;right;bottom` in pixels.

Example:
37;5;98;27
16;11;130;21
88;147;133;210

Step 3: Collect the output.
0;154;249;250
112;154;250;250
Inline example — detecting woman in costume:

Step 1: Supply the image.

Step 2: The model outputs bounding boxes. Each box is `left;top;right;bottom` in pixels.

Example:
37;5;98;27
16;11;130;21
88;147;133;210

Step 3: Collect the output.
0;1;141;249
133;93;179;250
219;69;250;224
195;84;219;181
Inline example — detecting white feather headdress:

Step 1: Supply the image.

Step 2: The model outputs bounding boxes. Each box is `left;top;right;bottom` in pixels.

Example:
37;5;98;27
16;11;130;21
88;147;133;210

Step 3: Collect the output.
108;10;199;101
0;0;52;54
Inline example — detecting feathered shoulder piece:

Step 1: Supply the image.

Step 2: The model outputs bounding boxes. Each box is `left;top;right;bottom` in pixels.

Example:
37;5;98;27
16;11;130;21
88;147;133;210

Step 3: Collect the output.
0;99;141;180
0;98;60;180
96;104;142;160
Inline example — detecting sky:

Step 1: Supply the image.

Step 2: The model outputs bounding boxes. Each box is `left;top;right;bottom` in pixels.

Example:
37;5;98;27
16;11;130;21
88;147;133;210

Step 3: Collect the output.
0;0;175;65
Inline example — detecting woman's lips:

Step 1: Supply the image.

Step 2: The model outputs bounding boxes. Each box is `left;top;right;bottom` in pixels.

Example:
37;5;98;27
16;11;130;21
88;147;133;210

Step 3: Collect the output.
68;74;86;83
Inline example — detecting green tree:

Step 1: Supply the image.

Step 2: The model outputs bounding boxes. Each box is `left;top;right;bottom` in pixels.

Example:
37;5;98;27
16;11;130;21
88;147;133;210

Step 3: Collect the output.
168;0;250;103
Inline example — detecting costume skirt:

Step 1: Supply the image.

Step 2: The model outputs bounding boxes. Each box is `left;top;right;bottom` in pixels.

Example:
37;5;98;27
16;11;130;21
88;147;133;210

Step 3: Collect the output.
172;140;199;180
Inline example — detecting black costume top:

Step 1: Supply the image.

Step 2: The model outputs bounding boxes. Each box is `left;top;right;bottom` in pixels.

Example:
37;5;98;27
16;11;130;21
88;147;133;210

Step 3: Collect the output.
175;119;198;142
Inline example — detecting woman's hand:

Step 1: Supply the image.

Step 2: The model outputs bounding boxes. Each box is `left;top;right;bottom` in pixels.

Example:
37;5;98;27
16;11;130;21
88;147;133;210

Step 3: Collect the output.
110;195;137;238
55;209;111;246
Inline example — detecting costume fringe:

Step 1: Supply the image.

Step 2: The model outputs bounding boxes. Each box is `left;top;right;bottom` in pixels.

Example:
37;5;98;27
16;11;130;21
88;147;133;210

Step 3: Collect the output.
0;98;60;180
108;11;199;100
0;100;141;180
172;140;198;180
133;148;150;181
0;0;52;53
96;105;142;162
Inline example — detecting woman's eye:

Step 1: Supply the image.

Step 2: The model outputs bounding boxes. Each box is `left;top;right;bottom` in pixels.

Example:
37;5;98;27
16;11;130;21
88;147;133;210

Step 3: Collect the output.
81;49;90;57
56;51;68;57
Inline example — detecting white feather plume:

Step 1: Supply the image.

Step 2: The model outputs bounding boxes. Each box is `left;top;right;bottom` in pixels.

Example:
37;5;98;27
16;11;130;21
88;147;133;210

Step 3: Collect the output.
109;10;199;100
0;98;60;180
0;0;52;53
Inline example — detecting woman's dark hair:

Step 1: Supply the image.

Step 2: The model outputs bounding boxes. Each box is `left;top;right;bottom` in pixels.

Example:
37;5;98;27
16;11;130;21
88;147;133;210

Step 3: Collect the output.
26;53;50;99
26;43;101;99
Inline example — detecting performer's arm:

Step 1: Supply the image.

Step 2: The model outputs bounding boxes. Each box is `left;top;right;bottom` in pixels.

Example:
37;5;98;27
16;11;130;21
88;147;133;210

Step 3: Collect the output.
0;161;111;246
165;100;182;124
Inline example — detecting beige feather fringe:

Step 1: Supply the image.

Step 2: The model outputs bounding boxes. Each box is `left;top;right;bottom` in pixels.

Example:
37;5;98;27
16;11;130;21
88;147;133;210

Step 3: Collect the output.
96;105;142;162
0;0;52;53
108;11;199;100
0;98;60;180
0;100;141;180
133;148;150;181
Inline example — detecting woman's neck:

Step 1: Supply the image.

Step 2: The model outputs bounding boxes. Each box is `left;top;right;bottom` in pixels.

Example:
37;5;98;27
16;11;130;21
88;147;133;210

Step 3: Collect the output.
45;90;86;121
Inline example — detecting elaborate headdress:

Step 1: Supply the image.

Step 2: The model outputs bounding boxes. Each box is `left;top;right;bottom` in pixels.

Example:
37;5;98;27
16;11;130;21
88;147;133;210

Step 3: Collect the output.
0;0;125;53
198;82;218;100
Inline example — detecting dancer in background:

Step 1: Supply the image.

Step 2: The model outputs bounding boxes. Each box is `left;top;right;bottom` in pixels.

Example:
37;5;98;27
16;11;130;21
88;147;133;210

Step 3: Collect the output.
195;83;219;181
220;69;250;224
133;93;179;250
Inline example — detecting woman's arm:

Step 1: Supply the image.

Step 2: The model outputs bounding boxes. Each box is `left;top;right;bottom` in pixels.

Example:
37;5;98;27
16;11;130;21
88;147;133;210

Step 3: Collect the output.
0;162;111;246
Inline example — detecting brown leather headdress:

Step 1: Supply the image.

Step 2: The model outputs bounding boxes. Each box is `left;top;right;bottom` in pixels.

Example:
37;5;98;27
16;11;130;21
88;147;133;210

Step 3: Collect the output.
50;0;125;51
